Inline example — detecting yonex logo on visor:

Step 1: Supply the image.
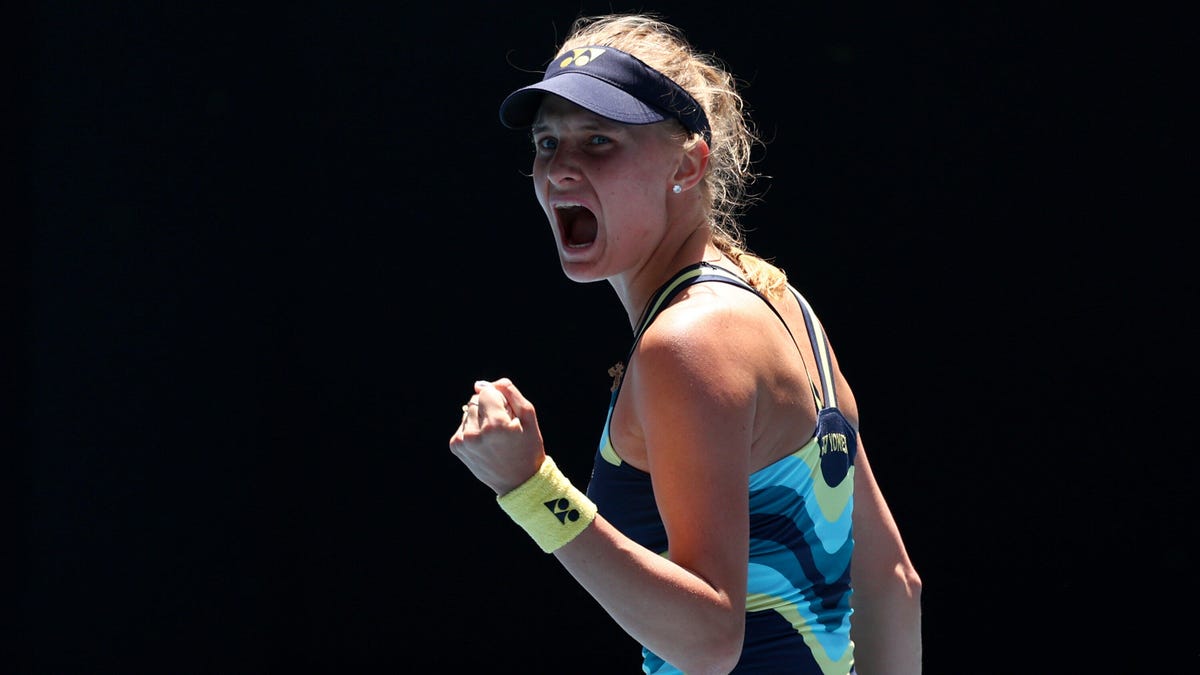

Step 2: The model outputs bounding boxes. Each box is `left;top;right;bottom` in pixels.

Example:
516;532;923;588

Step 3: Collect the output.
498;45;712;143
558;47;606;68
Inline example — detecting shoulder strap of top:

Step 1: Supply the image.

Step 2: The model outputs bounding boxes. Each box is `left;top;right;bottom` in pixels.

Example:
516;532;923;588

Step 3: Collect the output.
788;285;837;409
628;263;712;346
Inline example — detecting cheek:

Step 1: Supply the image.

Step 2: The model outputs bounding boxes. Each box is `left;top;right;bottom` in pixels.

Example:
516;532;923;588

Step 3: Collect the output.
600;184;665;243
626;160;668;195
602;171;663;213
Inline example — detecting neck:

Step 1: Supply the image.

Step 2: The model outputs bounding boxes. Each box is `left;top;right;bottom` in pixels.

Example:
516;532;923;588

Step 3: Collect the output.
610;225;721;330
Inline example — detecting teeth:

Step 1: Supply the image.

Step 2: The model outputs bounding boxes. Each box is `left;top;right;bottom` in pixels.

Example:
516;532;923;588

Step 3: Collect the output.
554;202;583;209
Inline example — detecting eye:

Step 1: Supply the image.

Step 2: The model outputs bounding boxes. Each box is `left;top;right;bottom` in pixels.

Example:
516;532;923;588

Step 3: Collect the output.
534;135;557;151
588;135;611;145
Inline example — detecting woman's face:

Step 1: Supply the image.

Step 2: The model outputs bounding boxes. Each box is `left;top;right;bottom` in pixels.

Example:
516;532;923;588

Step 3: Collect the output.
531;95;683;284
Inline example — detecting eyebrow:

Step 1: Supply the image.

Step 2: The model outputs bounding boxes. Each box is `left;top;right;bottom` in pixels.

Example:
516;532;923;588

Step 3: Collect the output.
531;117;619;135
532;120;614;134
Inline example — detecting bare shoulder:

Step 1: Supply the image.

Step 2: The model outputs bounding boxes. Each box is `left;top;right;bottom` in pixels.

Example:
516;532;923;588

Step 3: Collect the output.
635;282;776;383
625;282;787;417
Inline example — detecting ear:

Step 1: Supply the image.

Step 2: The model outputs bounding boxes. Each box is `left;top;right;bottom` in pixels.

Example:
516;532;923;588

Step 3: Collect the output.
673;138;710;191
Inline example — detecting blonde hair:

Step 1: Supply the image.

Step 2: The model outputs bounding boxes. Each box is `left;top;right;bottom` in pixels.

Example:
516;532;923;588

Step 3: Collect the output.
557;13;788;299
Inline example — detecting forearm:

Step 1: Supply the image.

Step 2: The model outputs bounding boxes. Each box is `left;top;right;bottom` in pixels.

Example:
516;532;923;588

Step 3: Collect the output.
553;516;744;675
850;567;923;675
489;453;745;674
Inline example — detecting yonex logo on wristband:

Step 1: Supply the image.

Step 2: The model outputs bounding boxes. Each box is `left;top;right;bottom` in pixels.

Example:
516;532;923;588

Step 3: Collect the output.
498;456;597;553
544;498;582;524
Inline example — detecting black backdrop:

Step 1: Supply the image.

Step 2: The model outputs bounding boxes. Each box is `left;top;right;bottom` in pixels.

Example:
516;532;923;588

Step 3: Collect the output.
15;1;1194;672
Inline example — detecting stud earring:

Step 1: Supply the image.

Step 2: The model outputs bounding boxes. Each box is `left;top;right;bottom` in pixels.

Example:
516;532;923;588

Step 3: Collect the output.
672;184;682;194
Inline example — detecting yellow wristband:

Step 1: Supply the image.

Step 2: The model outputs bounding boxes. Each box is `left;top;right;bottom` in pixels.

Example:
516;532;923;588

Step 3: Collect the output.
496;455;597;553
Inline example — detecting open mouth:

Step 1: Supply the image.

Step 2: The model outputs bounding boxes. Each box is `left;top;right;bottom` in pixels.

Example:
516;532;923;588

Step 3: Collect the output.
555;204;598;248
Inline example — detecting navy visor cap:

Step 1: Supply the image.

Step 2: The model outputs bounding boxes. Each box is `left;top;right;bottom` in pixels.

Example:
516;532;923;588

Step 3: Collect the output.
499;46;711;142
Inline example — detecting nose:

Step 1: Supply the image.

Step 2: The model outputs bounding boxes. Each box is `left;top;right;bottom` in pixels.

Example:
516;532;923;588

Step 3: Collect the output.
544;146;581;187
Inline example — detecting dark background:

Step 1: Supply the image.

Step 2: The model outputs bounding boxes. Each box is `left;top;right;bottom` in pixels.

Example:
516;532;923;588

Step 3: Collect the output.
14;1;1194;673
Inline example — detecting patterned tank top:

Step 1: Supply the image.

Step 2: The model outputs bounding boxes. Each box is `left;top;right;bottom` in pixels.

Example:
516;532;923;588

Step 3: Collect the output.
586;262;858;674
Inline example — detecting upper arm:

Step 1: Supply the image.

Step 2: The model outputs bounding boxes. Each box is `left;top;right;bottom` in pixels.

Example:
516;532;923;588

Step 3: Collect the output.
850;436;919;591
626;298;758;597
822;339;914;585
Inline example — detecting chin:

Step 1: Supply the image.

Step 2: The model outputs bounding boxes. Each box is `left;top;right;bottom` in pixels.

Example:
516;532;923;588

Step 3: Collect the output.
558;256;609;284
